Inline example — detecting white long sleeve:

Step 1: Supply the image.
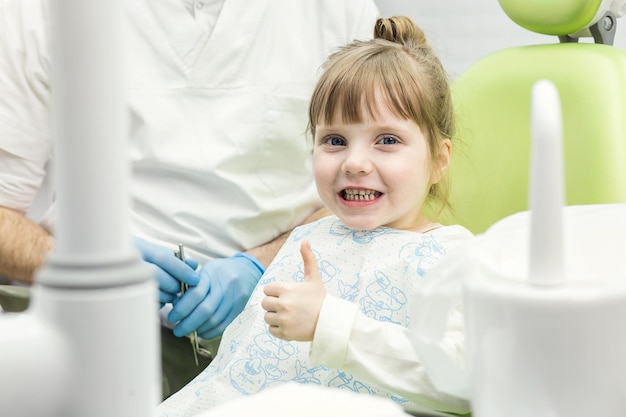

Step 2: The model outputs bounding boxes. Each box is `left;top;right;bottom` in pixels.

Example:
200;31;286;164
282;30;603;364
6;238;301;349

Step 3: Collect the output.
309;225;473;415
310;295;470;415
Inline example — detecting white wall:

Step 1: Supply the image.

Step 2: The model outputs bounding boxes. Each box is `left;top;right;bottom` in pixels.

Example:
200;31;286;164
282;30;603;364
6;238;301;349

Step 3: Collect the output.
374;0;626;79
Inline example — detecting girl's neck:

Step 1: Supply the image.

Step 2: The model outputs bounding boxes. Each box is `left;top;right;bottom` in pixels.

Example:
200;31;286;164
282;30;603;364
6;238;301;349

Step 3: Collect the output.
411;222;443;234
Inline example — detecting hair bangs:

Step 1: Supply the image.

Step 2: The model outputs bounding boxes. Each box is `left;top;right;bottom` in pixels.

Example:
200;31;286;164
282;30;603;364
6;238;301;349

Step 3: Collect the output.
309;45;423;134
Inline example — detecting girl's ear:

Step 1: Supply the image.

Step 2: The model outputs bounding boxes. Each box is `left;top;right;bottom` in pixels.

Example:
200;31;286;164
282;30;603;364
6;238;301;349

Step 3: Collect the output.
431;138;452;184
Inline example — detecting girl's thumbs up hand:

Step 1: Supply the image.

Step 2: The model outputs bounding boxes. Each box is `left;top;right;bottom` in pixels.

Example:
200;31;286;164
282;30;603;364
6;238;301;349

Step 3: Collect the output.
262;240;327;341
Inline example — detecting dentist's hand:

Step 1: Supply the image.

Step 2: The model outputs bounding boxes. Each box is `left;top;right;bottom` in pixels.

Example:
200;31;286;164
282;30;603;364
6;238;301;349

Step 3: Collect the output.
133;237;199;306
262;240;326;341
168;253;265;339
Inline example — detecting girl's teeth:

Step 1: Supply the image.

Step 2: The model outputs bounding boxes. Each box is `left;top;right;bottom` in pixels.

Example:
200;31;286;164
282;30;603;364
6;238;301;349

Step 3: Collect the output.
343;189;379;201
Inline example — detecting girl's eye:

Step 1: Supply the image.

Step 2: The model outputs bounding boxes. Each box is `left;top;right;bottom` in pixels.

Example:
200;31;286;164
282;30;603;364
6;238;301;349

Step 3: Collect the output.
378;135;399;145
324;135;346;146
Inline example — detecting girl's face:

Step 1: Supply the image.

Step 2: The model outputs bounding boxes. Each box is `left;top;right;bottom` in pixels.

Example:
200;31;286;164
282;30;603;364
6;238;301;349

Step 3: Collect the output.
313;103;450;231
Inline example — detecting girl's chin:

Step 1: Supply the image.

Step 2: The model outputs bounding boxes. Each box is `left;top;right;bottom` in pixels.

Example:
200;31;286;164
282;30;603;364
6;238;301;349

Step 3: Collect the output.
336;217;385;231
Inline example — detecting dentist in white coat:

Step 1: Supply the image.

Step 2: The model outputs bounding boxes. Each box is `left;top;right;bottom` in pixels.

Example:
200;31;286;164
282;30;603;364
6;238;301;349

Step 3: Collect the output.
0;0;379;397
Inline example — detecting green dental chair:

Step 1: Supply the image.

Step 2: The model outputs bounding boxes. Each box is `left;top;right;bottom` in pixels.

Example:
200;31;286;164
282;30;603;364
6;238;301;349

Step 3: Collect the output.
439;0;626;234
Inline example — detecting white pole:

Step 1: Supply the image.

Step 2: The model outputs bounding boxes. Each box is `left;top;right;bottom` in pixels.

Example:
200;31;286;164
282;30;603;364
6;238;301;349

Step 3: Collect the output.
49;0;133;268
0;0;160;416
528;80;565;286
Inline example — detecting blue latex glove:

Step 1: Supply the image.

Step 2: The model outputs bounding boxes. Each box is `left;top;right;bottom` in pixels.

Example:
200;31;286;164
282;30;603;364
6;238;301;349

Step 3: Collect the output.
133;237;200;306
168;253;265;339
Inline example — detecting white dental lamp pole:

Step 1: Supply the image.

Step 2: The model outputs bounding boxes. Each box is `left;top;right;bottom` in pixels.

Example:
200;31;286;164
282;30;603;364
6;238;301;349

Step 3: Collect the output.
0;0;160;416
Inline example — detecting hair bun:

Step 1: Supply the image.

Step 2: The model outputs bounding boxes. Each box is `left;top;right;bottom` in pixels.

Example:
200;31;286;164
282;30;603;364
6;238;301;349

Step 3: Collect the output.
374;16;427;46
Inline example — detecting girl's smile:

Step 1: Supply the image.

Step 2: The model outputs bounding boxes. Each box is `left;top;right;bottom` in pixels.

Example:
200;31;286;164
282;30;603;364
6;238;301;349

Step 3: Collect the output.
340;188;382;204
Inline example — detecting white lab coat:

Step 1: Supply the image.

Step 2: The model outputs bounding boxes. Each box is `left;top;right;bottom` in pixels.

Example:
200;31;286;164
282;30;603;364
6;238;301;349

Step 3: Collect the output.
0;0;379;263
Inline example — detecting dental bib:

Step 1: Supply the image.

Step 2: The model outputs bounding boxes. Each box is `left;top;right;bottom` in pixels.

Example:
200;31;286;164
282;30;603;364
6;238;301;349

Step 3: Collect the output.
158;215;460;415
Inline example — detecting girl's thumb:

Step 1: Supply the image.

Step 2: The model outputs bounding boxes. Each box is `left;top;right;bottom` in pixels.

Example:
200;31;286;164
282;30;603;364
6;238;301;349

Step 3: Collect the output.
300;240;321;282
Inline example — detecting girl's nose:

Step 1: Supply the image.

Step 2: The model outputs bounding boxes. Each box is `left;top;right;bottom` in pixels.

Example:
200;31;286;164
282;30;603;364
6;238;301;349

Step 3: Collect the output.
341;148;373;175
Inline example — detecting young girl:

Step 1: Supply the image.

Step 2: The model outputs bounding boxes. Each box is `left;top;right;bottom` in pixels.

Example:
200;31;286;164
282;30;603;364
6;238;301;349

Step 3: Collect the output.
157;16;471;416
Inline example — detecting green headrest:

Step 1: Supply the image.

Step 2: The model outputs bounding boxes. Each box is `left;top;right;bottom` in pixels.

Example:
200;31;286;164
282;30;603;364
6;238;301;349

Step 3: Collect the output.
498;0;603;35
441;43;626;234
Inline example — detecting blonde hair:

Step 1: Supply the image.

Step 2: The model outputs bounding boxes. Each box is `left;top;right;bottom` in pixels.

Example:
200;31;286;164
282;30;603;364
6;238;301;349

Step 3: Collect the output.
308;16;454;214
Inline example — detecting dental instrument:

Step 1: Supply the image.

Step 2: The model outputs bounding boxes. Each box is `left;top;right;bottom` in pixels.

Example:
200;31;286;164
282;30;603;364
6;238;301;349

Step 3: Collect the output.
175;243;211;366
